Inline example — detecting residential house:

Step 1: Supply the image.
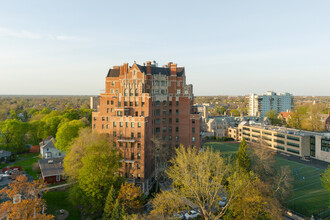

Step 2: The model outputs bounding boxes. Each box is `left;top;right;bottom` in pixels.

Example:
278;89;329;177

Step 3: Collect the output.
38;158;65;184
40;138;64;159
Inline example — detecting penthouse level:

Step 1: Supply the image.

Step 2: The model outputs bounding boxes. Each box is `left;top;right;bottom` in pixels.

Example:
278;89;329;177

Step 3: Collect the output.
238;122;330;163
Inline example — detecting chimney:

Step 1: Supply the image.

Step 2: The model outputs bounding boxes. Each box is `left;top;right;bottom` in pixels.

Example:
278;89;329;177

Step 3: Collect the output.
42;138;45;145
170;63;177;76
146;61;151;74
168;62;172;68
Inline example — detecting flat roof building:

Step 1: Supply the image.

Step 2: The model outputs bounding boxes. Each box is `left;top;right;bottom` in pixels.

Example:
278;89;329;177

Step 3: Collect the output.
249;91;294;117
238;122;330;163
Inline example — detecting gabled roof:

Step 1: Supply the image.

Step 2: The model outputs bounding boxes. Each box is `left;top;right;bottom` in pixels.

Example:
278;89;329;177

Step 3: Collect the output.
40;138;56;149
38;158;64;178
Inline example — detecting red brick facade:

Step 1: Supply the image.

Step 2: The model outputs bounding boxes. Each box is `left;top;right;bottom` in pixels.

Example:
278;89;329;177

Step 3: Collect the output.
92;61;201;193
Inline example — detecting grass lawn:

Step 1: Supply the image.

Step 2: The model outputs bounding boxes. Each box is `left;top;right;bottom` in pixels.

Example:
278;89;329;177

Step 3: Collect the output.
0;153;40;179
43;190;81;220
204;142;330;218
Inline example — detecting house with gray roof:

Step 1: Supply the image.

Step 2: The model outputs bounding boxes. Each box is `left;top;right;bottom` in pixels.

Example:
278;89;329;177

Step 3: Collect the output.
38;158;65;184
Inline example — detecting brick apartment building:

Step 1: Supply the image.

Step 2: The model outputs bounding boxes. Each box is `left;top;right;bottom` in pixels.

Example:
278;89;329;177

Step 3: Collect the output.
92;61;201;193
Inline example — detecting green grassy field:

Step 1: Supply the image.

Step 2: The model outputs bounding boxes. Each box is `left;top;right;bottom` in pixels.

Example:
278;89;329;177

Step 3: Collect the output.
43;190;81;220
0;153;40;179
204;142;330;218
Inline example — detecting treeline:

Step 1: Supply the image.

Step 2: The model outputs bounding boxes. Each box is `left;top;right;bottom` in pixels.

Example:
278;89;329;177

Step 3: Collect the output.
0;96;90;121
0;107;92;153
266;103;329;132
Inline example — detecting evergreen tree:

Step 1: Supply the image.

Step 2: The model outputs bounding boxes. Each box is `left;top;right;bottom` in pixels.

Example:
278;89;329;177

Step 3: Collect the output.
110;198;125;220
103;186;117;219
235;138;250;172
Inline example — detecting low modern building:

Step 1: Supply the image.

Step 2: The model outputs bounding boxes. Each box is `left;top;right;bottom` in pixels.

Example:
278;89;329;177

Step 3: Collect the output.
238;122;330;163
203;115;269;138
249;91;294;117
40;138;64;159
38;158;65;184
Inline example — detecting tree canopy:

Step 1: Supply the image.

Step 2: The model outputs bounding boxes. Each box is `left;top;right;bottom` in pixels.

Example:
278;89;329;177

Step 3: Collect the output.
64;128;122;215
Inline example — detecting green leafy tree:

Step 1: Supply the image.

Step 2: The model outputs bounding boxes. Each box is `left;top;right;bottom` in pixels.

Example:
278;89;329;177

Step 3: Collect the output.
150;146;233;220
0;119;29;153
64;128;122;215
55;120;85;152
230;109;240;116
265;110;283;126
234;138;250;172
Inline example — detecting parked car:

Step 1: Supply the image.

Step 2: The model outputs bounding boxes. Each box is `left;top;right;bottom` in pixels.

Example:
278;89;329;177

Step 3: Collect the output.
184;210;200;219
219;196;227;207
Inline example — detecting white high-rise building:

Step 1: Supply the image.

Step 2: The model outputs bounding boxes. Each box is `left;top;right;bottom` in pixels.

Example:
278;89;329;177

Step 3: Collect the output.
249;91;294;117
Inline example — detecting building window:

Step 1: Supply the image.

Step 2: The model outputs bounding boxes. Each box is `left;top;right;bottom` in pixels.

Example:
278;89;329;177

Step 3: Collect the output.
176;101;179;106
131;143;134;148
169;135;172;141
137;153;141;159
155;127;160;134
138;122;141;128
124;102;128;106
162;100;167;106
162;127;167;133
131;122;134;128
192;137;195;142
124;89;128;96
176;118;179;123
176;127;179;132
131;153;134;160
113;131;116;137
169;127;172;133
130;102;133;106
137;164;141;169
111;81;115;86
176;89;181;94
176;136;179;141
119;142;123;147
155;101;160;106
169;118;172;124
111;100;114;105
162;118;166;124
131;132;134;138
93;124;96;129
135;89;139;96
169;101;172;106
169;109;172;115
137;174;141;179
107;117;109;121
120;122;123;127
138;132;141;138
192;119;195;124
192;127;195;133
107;108;109;113
106;124;109;129
56;175;61;182
142;102;145;107
155;110;160;116
137;143;141;148
117;111;122;116
107;100;109;105
102;117;105;121
135;101;139;106
163;110;167;116
176;109;179;115
141;111;144;116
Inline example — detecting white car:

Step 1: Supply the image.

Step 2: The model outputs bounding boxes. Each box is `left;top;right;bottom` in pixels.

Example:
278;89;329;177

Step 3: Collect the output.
184;210;200;219
219;196;227;207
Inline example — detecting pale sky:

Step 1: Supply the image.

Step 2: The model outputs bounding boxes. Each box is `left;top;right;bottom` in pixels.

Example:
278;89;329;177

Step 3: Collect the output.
0;0;330;96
